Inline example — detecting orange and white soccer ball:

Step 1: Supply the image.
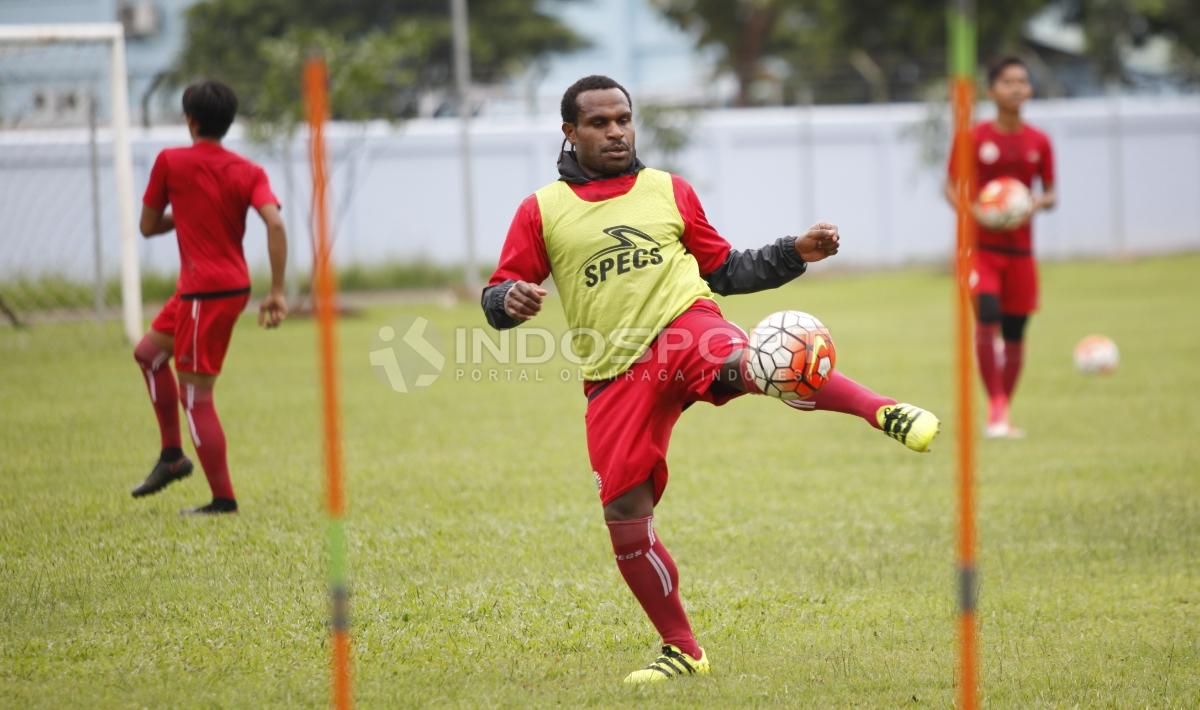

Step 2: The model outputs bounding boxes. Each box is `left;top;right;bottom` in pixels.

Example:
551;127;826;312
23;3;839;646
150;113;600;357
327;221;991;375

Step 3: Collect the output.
744;310;836;399
1073;335;1119;374
976;177;1033;231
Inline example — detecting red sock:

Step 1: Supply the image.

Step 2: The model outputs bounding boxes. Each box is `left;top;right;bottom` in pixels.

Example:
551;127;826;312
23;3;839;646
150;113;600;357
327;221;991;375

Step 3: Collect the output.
804;371;895;428
181;383;235;501
975;324;1007;423
607;516;701;659
134;336;181;450
1002;339;1024;400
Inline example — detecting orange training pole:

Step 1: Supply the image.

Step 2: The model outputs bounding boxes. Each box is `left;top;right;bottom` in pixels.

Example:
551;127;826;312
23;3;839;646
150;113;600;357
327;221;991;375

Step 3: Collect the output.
304;56;352;710
949;2;979;709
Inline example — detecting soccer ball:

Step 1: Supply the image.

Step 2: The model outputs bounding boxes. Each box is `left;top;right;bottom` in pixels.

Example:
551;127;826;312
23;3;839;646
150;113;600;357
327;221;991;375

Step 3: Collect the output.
744;310;836;400
1073;335;1119;374
976;177;1033;231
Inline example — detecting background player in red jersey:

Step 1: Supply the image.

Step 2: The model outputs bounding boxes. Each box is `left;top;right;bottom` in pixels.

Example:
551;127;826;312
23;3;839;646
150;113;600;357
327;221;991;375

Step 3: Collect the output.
130;81;288;514
483;75;939;683
945;57;1056;438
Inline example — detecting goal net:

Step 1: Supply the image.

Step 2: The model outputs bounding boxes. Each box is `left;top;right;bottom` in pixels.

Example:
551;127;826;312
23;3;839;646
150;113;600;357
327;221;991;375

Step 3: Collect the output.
0;24;140;343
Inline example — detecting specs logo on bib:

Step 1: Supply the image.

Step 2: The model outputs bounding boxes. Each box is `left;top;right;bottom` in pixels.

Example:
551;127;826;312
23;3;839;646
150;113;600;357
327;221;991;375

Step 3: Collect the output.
581;225;664;287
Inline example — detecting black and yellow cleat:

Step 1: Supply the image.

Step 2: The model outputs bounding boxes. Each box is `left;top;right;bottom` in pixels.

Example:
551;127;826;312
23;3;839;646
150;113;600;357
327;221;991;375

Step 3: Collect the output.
623;645;710;684
131;455;194;498
876;403;940;453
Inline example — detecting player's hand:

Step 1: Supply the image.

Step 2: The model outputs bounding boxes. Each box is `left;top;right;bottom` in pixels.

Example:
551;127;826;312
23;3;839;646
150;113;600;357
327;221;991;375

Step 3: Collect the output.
504;281;547;322
794;222;840;263
1028;193;1053;218
258;288;288;329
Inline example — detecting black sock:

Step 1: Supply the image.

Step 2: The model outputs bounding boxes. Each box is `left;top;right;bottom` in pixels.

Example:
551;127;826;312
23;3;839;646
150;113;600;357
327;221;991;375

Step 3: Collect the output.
160;446;184;463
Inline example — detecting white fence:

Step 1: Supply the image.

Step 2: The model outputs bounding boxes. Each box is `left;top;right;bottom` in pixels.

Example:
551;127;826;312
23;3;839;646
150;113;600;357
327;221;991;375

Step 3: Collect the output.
3;95;1199;284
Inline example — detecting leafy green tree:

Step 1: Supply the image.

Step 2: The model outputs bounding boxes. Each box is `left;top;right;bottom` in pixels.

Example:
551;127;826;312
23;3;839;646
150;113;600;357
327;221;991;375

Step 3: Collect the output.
1141;0;1200;82
175;0;586;129
1069;0;1200;83
800;1;1047;102
658;0;1200;103
654;1;1062;105
651;0;798;106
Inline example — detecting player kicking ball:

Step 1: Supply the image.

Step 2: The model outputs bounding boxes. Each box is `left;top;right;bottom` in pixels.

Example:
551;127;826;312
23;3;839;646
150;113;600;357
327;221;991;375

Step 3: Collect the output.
481;75;939;683
130;80;288;515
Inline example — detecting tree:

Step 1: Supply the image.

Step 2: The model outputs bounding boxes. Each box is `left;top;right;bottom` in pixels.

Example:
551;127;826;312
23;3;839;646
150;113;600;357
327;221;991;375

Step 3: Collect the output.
802;1;1047;101
652;0;1051;105
1066;0;1200;84
651;0;798;106
1141;0;1200;82
175;0;587;129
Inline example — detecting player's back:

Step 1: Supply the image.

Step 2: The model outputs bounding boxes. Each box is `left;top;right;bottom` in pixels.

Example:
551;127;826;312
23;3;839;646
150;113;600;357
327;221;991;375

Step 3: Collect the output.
149;142;276;295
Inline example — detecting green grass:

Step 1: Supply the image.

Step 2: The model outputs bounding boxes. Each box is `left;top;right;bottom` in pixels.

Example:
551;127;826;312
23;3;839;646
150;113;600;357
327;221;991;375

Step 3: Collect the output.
2;255;1198;708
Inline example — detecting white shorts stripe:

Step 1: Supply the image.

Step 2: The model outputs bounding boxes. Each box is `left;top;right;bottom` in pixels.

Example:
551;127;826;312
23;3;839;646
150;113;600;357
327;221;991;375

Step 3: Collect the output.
185;409;201;447
785;398;817;411
191;300;200;371
646;550;672;597
184;383;201;447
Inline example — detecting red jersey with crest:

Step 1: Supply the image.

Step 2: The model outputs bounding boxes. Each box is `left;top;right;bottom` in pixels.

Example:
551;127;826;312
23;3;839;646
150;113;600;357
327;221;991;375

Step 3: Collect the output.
949;120;1055;254
143;142;279;296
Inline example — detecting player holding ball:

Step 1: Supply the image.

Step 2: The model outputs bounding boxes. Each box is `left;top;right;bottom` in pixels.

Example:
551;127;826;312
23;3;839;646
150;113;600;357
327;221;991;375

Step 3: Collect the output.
945;57;1057;438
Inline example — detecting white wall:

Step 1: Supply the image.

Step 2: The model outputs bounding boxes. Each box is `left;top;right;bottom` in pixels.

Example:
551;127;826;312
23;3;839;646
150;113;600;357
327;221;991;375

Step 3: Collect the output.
2;95;1198;282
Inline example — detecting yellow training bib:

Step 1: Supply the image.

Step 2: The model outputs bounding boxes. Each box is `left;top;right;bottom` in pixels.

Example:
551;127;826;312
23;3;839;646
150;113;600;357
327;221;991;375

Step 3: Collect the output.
537;168;714;380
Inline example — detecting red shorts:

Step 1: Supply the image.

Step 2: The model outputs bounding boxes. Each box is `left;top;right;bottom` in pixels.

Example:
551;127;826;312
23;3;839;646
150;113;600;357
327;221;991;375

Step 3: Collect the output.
583;299;748;506
150;290;250;375
970;248;1038;315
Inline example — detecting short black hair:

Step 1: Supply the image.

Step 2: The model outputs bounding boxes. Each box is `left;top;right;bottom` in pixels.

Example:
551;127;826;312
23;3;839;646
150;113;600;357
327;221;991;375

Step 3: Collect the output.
560;75;632;125
987;57;1029;86
182;80;238;138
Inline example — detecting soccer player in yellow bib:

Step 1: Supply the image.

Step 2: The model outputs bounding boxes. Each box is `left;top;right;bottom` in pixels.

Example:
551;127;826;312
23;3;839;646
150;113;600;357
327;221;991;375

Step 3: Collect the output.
481;75;940;684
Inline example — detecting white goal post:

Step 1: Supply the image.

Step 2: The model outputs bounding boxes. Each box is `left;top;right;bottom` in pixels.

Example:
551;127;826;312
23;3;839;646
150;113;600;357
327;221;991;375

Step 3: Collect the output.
0;23;141;342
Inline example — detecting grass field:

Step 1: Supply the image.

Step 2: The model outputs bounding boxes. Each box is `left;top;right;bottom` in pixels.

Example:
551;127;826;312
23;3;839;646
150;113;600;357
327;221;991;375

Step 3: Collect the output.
2;255;1198;708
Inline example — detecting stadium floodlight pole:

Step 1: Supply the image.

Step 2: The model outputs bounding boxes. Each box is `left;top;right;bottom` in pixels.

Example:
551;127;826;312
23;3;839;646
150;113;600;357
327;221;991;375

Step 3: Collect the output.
0;23;141;342
451;0;479;294
304;56;353;710
948;2;979;710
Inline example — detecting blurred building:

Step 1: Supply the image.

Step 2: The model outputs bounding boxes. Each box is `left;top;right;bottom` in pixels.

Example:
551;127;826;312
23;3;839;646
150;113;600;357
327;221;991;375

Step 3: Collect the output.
0;0;198;127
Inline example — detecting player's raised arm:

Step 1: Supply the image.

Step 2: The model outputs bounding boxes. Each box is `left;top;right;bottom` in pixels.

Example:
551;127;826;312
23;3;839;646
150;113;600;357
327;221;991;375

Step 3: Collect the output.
255;202;288;328
673;174;822;296
793;222;840;262
481;194;551;329
504;281;548;322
